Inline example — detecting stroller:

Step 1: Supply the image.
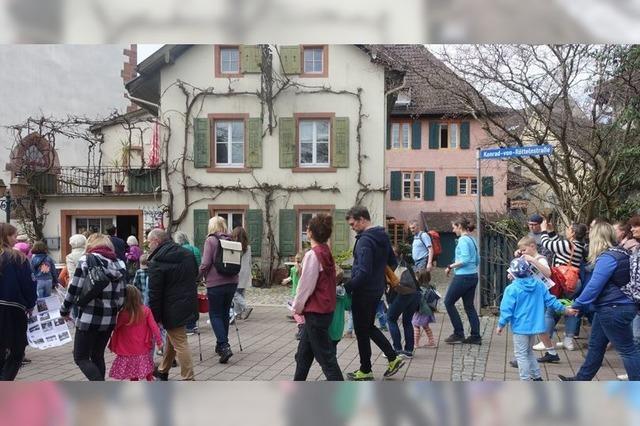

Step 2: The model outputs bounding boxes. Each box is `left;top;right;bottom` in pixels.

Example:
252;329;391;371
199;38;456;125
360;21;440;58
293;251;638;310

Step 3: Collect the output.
196;293;243;361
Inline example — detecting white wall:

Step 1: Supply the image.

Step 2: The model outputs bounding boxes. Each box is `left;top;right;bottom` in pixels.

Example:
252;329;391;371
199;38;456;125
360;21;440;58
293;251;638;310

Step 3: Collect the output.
158;45;387;249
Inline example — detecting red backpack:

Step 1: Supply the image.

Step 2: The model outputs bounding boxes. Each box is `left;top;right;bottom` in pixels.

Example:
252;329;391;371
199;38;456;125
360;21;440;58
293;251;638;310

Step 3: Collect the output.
427;230;442;258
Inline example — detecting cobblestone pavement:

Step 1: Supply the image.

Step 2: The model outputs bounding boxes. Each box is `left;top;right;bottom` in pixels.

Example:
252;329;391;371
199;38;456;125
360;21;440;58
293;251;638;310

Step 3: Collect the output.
16;269;627;381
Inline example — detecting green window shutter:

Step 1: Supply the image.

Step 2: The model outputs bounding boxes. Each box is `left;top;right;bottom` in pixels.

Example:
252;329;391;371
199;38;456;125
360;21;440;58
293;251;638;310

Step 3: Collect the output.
424;171;435;201
482;176;494;197
240;45;262;73
280;46;301;75
193;118;211;168
429;122;439;149
247;209;263;257
460;121;470;149
332;209;350;256
390;171;402;201
279;117;296;168
332;117;349;168
279;209;297;257
446;176;458;196
247;118;263;168
411;120;422;149
193;209;210;253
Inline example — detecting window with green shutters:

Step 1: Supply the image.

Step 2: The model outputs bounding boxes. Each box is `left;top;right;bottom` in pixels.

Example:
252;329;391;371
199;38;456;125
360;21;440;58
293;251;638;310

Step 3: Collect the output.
279;117;296;168
193;209;211;253
429;122;439;149
279;46;301;75
424;171;435;201
482;176;494;196
246;118;263;168
193;118;211;168
240;45;262;73
390;171;402;201
445;176;458;196
279;209;297;256
246;209;263;257
332;209;350;255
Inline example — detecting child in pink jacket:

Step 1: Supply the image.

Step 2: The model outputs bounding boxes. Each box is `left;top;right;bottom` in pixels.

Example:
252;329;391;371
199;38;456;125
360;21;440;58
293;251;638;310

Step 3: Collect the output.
108;285;162;381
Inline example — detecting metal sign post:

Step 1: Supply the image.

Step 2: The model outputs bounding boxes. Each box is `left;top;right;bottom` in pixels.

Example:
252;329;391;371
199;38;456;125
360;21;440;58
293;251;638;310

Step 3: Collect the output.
475;145;553;312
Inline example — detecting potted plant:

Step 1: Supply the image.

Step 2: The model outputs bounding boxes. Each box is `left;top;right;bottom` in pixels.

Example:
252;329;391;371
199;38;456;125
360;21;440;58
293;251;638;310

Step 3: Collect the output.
251;263;266;288
111;159;126;193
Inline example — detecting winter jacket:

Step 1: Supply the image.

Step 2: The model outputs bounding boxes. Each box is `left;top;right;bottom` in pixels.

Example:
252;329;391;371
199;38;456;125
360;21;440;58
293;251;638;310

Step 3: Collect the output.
126;245;142;263
198;233;239;287
110;235;128;263
108;305;162;356
30;253;58;285
13;242;32;260
498;276;566;334
66;247;85;276
345;226;397;296
59;249;126;331
0;250;36;312
573;248;633;310
292;244;336;314
147;240;198;329
181;243;202;268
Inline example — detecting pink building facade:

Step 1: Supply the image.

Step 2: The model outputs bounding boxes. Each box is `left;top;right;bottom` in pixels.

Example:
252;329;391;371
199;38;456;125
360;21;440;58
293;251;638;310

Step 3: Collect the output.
385;117;508;229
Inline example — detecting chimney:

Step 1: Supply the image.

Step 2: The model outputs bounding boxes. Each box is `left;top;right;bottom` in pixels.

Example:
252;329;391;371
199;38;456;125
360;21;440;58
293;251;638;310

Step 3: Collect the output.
122;44;138;113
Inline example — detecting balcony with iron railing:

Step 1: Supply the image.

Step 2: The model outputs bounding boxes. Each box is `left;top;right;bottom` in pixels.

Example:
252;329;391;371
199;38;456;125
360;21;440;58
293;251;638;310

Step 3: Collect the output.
29;166;162;196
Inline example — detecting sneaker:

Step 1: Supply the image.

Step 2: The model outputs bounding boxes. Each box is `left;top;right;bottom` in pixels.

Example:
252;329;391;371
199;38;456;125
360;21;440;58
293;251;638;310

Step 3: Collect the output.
444;334;464;344
558;374;576;381
532;377;544;381
379;326;389;332
562;336;576;351
242;307;253;320
537;352;560;363
21;357;32;365
153;368;169;381
399;350;414;359
509;360;519;368
172;360;178;368
533;341;548;351
462;336;482;345
383;357;406;378
346;370;375;381
219;346;233;364
156;349;164;356
343;331;353;339
617;374;629;381
186;329;195;336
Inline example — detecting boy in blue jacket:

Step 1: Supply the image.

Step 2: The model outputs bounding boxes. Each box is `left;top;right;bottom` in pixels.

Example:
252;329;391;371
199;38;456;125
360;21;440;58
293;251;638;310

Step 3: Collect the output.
497;257;578;381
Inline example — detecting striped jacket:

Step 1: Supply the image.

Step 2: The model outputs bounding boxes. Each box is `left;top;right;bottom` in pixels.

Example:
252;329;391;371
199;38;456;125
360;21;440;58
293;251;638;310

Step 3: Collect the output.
540;232;586;267
60;253;126;331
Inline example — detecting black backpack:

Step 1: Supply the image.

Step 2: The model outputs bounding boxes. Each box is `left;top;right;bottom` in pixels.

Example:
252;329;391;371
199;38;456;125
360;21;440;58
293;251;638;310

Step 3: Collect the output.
212;235;242;276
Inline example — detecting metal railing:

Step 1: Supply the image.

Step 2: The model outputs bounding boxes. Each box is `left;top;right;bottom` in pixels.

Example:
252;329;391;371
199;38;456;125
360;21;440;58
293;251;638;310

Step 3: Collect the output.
30;166;161;195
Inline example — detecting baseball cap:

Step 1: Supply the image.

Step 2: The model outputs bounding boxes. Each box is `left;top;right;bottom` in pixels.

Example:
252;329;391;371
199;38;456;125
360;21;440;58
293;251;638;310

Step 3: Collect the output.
528;214;544;225
508;257;532;278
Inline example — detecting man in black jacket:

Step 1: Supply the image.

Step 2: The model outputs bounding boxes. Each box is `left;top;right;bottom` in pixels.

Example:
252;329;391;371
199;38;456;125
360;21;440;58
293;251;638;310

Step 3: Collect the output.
344;206;405;381
106;226;127;263
147;228;198;380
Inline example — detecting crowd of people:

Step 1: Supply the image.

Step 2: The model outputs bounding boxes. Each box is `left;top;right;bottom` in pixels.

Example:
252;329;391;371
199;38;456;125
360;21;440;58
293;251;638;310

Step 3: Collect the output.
1;207;639;382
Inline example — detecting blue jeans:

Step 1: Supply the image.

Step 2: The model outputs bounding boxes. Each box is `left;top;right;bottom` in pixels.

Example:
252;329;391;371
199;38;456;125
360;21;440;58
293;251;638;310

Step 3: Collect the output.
513;334;541;381
576;304;640;380
444;274;480;338
376;299;387;329
633;314;640;347
207;283;238;349
386;291;420;352
544;308;580;339
36;279;52;298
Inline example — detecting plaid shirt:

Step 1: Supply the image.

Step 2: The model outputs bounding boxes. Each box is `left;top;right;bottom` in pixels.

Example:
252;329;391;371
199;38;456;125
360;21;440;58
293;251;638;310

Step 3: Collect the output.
133;268;149;305
60;253;126;331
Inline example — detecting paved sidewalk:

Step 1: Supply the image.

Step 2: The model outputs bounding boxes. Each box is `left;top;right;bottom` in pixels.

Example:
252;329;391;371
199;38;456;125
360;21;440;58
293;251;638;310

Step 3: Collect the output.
17;302;625;381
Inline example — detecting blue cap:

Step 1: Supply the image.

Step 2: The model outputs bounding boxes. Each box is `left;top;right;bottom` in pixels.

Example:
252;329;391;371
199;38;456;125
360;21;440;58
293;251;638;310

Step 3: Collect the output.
508;257;532;278
528;214;544;224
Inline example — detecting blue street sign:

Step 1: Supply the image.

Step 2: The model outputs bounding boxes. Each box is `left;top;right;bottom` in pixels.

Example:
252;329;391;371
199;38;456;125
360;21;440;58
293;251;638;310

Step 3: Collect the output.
479;144;553;160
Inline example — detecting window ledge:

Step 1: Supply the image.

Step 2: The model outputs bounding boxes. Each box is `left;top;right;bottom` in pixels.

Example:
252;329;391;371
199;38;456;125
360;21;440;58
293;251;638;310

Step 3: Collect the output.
292;167;337;173
300;72;328;78
217;72;243;78
207;167;252;173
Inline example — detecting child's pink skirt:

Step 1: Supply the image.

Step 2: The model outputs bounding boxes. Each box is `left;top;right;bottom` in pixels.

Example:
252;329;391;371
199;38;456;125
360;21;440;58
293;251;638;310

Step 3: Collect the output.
109;354;154;380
